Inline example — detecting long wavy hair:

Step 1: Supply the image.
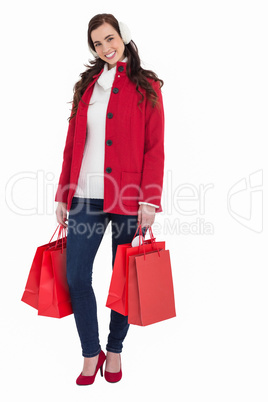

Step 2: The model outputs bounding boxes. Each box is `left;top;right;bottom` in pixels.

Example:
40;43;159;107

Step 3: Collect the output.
68;13;164;121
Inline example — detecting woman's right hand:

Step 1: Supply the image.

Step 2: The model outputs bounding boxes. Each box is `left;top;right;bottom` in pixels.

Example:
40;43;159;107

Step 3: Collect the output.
56;202;68;228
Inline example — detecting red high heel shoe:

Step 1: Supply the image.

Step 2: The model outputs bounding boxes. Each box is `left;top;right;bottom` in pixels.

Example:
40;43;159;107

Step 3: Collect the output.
104;354;122;383
76;350;106;385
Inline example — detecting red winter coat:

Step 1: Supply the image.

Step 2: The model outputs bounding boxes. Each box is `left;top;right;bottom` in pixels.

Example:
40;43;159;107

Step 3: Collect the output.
55;60;165;215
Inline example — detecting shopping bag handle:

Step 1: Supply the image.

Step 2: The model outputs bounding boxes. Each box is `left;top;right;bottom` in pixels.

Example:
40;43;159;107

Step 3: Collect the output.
47;224;67;253
55;225;67;253
133;225;161;259
132;224;155;243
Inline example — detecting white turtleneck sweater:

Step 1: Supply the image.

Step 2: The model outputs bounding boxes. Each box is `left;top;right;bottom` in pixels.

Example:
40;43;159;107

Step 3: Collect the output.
74;58;159;209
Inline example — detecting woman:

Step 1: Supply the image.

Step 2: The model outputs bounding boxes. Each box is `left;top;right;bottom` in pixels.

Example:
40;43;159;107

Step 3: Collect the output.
55;13;165;385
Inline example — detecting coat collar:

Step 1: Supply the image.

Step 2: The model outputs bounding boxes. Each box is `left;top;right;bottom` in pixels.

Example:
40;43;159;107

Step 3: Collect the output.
97;57;128;90
80;58;128;108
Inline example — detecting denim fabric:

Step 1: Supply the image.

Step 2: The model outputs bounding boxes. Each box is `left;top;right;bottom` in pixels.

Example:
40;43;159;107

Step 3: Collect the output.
66;197;147;357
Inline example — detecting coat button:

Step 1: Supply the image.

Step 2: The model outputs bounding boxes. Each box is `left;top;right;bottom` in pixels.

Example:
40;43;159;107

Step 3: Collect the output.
106;167;112;173
118;66;124;72
107;112;113;119
113;87;119;94
106;140;113;146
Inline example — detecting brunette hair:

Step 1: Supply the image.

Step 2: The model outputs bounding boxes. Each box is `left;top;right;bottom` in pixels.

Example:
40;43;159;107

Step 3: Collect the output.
68;13;163;121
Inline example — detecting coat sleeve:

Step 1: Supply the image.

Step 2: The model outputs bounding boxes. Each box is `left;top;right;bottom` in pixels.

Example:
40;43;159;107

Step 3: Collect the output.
54;103;76;203
139;80;165;209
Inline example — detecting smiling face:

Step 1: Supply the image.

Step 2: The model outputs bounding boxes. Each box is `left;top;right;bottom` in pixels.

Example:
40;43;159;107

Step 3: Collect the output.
91;22;125;69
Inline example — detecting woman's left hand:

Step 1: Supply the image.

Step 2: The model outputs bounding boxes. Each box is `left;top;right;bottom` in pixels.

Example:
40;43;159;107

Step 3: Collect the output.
137;204;156;228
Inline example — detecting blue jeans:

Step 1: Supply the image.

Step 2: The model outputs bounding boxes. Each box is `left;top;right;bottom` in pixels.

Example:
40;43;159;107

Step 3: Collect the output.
66;197;146;358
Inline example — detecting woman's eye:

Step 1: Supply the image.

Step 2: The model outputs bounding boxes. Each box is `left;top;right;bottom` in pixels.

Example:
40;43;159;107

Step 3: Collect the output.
108;37;113;42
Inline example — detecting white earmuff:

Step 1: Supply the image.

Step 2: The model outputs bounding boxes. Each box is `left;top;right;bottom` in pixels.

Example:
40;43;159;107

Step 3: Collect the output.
118;21;132;45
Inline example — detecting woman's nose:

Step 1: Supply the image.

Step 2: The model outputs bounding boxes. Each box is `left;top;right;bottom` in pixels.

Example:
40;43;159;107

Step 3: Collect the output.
102;45;111;54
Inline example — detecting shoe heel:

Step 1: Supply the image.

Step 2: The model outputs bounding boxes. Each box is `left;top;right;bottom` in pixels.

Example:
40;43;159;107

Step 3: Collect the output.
100;364;104;377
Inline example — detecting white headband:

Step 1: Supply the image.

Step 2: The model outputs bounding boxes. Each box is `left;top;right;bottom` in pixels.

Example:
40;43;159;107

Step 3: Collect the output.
89;21;131;58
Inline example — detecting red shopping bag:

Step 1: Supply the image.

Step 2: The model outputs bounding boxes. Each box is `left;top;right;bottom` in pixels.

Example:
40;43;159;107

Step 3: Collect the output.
128;235;176;326
105;243;130;316
21;225;73;318
21;243;52;310
106;226;165;316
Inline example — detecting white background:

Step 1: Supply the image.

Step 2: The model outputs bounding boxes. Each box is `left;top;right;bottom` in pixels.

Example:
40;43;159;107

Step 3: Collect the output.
1;1;267;401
